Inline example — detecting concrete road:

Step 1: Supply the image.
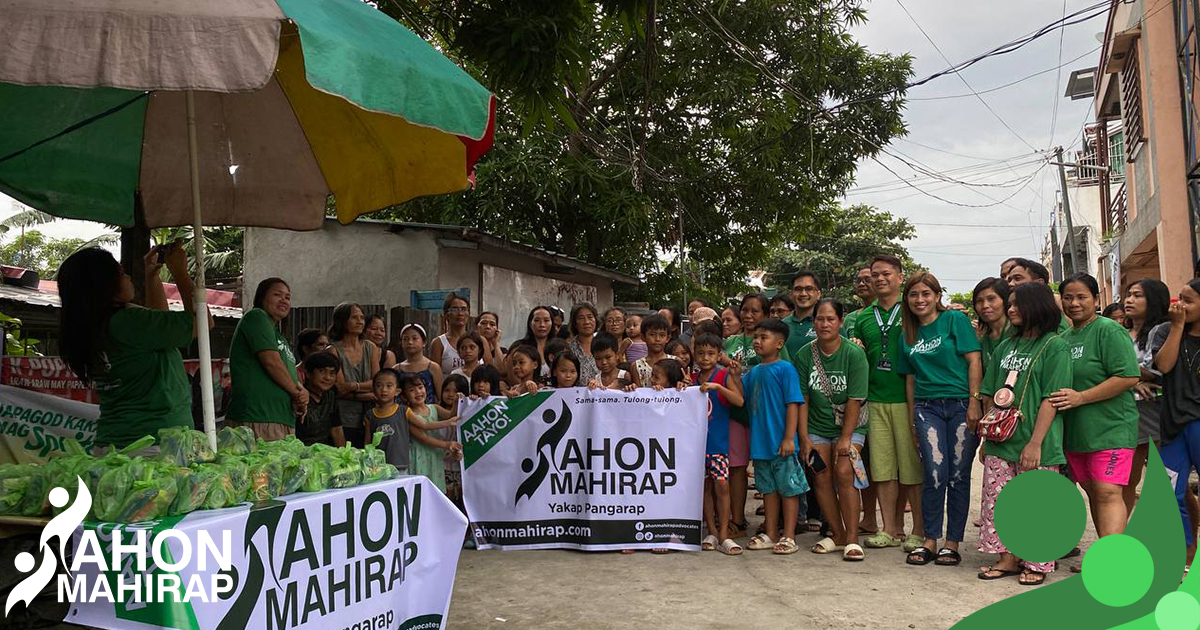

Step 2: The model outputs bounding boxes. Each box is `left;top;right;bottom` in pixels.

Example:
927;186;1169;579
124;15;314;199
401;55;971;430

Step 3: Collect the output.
449;464;1101;630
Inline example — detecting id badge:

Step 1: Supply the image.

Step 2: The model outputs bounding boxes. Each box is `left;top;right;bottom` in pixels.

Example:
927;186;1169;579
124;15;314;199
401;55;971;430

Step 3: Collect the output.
877;359;892;372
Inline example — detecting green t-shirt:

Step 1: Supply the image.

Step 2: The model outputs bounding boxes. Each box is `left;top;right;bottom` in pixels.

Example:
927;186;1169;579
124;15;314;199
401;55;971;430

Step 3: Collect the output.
92;306;194;448
981;334;1072;465
841;308;863;336
1060;316;1140;452
1058;314;1071;334
896;310;981;400
725;333;791;425
227;308;299;426
850;300;907;403
783;313;816;358
979;323;1013;378
795;339;869;438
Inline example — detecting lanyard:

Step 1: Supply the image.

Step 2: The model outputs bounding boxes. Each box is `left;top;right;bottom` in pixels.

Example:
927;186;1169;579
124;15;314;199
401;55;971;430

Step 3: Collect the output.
873;303;901;350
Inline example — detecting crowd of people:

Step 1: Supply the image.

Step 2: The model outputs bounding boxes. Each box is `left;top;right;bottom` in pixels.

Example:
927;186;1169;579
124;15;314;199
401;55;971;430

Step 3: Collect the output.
56;245;1200;583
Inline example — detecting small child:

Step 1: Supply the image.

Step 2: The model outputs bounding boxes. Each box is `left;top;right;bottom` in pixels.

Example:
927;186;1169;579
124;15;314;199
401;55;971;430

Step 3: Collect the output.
396;323;442;405
543;338;569;378
694;334;744;555
625;314;647;365
297;352;346;447
471;364;503;398
740;318;808;555
451;332;485;380
506;344;543;397
549;352;581;388
649;358;687;390
666;339;695;385
400;373;461;493
439;374;469;511
364;369;411;474
634;314;675;386
588;332;633;389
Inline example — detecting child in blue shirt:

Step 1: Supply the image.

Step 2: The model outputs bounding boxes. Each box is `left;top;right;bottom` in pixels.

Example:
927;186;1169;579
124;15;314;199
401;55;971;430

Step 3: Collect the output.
740;318;809;555
694;333;745;555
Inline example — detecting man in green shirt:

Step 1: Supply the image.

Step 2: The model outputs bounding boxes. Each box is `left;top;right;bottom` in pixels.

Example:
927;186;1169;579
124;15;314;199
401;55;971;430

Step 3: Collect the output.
851;254;923;551
783;271;821;357
842;266;875;335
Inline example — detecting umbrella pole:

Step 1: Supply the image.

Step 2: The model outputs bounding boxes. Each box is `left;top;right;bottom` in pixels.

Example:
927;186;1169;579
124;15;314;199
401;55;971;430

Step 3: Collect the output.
186;91;218;453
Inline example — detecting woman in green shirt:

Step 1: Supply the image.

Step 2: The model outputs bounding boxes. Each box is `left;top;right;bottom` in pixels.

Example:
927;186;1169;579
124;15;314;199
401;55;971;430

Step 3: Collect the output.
59;244;211;452
972;277;1012;372
978;283;1072;586
797;299;869;561
896;273;982;567
1049;273;1140;539
227;278;305;441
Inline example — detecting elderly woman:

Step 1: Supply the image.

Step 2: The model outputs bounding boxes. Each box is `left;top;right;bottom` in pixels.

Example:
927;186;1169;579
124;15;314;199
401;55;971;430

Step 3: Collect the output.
58;244;212;452
567;303;601;385
226;278;306;441
328;302;380;448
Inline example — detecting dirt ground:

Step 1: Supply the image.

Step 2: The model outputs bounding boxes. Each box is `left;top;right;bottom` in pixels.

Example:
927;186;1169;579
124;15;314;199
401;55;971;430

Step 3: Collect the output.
448;463;1101;630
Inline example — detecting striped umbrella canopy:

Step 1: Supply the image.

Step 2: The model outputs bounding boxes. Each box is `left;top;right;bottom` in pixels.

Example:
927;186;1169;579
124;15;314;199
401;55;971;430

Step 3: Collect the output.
0;0;496;447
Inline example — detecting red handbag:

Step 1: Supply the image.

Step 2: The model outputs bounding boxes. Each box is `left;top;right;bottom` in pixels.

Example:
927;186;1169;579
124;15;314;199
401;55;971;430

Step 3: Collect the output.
977;337;1054;442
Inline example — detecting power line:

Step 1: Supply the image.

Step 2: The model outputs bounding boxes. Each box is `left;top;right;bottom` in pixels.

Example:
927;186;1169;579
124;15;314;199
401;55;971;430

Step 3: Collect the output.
1047;0;1069;150
907;45;1101;102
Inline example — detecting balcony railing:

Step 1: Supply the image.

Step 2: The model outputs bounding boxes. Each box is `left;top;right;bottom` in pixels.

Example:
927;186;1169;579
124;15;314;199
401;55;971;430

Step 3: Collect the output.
1107;181;1128;235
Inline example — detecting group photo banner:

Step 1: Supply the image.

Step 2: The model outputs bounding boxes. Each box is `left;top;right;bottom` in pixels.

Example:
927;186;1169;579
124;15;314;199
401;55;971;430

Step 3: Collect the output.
458;388;707;551
68;475;467;630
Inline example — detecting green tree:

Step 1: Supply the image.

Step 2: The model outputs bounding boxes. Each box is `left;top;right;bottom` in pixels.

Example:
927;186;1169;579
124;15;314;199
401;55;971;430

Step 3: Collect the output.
378;1;911;296
763;203;919;303
0;230;88;278
949;291;973;309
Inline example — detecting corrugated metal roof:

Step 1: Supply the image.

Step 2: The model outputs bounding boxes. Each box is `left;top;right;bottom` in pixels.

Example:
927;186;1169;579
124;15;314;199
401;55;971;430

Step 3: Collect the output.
0;283;243;319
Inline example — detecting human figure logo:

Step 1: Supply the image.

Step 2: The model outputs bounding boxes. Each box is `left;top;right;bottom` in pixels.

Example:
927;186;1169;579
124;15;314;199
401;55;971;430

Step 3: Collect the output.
514;402;573;504
5;476;91;615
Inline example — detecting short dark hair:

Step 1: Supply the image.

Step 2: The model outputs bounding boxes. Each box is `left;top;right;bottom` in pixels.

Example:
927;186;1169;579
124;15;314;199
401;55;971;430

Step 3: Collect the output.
693;319;722;338
544;337;569;365
769;293;795;310
693;333;724;351
755;317;790;340
814;298;844;320
1060;273;1100;297
653;358;685;386
303;351;340;374
659;306;681;329
509;343;542;369
791;271;821;290
1010;283;1061;338
641;313;671;335
253;277;289;310
1010;258;1049;283
1102;303;1124;318
665;339;689;356
871;254;903;273
295;328;325;361
591;331;619;355
443;292;469;313
739;293;770;314
470;364;501;396
443;373;470;397
569;303;599;337
456;331;485;352
549;352;582;387
398;372;424;392
971;277;1011;331
374;367;401;386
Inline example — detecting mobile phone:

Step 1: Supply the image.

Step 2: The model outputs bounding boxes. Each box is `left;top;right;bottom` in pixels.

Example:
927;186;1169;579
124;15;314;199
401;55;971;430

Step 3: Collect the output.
807;449;827;474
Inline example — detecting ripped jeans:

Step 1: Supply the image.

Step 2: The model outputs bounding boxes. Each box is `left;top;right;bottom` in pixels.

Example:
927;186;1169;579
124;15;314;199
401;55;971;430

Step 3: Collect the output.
914;398;980;542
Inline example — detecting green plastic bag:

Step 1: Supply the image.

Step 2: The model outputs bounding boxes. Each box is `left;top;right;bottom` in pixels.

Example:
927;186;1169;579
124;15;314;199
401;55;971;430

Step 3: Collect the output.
157;427;215;467
244;454;283;502
216;426;257;456
44;439;94;515
268;451;307;497
0;463;33;515
114;460;179;523
169;466;220;515
359;430;396;484
195;463;238;509
215;456;250;502
300;457;333;493
82;436;154;519
325;446;364;489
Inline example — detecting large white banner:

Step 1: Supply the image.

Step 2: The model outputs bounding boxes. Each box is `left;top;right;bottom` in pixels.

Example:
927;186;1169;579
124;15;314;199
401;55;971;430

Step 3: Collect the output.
458;387;707;551
0;383;100;464
67;476;466;630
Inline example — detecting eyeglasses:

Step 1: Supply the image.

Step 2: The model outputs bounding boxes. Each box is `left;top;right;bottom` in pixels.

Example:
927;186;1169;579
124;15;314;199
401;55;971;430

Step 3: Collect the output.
792;286;819;293
855;277;872;285
447;307;468;314
604;317;624;324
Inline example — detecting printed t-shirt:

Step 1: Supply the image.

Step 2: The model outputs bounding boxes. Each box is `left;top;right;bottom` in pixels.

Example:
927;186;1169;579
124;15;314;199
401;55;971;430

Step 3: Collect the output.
981;334;1072;465
979;323;1012;377
1149;323;1200;443
228;307;299;426
297;389;341;446
896;309;981;400
92;305;194;448
704;368;732;456
851;300;906;403
783;313;816;358
794;339;869;439
741;359;805;460
1060;316;1140;452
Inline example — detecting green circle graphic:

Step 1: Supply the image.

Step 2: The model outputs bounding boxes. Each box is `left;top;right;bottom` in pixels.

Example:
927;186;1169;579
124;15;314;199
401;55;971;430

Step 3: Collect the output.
1080;534;1153;606
1155;592;1200;630
993;469;1085;562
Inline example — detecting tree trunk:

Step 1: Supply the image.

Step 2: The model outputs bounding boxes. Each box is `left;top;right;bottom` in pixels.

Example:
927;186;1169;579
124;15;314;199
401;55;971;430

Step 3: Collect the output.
121;191;151;305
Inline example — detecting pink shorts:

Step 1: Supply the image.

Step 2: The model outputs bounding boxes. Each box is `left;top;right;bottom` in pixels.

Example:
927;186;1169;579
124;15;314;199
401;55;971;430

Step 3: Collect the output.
728;422;750;467
1067;448;1134;485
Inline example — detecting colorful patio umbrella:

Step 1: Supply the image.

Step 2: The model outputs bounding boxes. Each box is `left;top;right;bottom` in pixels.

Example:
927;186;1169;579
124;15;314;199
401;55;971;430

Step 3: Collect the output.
0;0;496;448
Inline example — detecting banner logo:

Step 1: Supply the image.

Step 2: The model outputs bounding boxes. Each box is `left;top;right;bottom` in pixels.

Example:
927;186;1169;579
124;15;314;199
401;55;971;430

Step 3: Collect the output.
515;402;573;504
6;477;90;614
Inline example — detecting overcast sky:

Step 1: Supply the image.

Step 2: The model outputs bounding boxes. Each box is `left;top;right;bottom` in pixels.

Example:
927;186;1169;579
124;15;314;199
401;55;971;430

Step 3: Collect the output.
0;0;1104;295
846;0;1103;294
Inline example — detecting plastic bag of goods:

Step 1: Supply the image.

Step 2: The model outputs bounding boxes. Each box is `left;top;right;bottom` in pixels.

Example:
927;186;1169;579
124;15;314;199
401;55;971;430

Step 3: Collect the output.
82;436;155;518
196;463;239;509
216;426;257;456
169;466;221;515
157;427;215;467
269;451;308;497
111;459;180;523
244;454;284;502
43;439;95;515
0;463;34;515
300;456;334;493
360;432;396;484
310;444;363;489
256;435;308;457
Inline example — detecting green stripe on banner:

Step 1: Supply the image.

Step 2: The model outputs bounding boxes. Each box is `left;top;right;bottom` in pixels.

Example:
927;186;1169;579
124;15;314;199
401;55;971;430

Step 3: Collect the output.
398;614;445;630
460;392;552;469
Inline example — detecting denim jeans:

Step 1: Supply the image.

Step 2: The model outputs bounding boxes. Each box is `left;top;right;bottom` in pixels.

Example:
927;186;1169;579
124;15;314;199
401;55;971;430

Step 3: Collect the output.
1161;420;1200;546
914;398;980;541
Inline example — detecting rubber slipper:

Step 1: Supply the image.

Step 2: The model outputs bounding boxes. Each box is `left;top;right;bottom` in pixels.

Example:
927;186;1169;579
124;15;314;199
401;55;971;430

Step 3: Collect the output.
702;534;718;551
902;534;925;553
935;548;962;566
864;532;901;548
747;533;774;550
719;538;743;555
977;566;1021;580
906;547;935;565
843;543;865;561
773;537;799;555
811;537;844;554
1019;570;1046;586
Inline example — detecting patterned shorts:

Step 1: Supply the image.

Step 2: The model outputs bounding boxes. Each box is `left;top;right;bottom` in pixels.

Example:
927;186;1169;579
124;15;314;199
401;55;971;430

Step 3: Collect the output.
706;454;730;481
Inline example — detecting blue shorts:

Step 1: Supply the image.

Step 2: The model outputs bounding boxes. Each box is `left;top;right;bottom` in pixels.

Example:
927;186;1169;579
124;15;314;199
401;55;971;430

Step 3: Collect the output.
753;454;810;497
807;433;867;447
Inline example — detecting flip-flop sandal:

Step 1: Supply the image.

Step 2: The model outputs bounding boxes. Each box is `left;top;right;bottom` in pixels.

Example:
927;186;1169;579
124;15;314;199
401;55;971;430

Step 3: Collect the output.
864;532;901;548
935;548;962;566
702;534;719;551
1019;570;1046;586
977;566;1021;580
773;537;799;555
811;537;844;554
651;547;670;555
746;533;775;550
753;491;763;499
719;538;743;555
906;547;935;565
843;543;865;561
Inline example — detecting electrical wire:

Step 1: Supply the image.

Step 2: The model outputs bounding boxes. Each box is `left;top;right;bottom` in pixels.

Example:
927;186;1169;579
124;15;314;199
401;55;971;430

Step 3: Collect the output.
906;45;1102;102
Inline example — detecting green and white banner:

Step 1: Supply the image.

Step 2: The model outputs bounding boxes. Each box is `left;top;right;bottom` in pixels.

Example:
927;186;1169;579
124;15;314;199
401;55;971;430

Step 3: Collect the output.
0;383;99;464
68;476;466;630
458;388;707;551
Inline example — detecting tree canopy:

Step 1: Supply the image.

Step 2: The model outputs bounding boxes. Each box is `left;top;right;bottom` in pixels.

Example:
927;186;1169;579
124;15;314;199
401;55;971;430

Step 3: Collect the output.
377;0;912;299
0;230;87;278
